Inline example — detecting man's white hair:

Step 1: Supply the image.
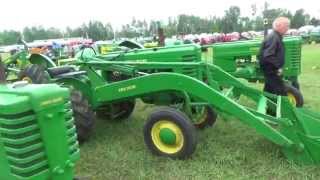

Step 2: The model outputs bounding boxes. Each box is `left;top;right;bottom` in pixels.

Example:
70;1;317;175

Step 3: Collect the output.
273;17;290;30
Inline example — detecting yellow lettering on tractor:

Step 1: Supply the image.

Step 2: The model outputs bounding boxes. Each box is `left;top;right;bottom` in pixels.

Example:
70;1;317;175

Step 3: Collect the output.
118;85;137;92
41;97;64;106
249;47;259;53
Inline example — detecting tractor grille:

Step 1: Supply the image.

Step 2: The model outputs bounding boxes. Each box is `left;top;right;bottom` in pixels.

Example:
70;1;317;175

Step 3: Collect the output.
181;67;200;79
0;102;79;179
64;101;80;160
285;42;302;75
0;111;49;178
182;54;198;62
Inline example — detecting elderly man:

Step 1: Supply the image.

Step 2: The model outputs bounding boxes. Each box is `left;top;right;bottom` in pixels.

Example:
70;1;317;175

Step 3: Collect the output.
259;17;290;96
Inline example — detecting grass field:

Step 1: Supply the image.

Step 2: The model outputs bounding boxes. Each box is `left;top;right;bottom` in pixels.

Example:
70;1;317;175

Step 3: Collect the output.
75;44;320;180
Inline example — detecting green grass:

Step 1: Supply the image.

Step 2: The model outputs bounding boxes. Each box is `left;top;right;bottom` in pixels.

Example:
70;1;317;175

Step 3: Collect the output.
75;44;320;179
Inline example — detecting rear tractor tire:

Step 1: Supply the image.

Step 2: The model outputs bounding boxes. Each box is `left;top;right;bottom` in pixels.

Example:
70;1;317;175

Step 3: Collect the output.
19;65;95;143
96;100;135;120
18;64;50;84
71;90;95;143
192;106;218;129
143;107;197;159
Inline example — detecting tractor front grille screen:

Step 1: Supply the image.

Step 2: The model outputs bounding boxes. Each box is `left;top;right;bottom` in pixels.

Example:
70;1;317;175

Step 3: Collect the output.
181;67;199;79
0;111;49;178
285;43;301;75
182;55;198;62
64;101;80;159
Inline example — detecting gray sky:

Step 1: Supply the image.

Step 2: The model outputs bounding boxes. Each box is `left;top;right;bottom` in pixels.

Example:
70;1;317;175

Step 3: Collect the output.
1;0;319;31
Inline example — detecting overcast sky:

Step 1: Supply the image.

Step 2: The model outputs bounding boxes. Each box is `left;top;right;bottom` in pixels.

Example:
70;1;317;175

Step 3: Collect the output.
1;0;319;31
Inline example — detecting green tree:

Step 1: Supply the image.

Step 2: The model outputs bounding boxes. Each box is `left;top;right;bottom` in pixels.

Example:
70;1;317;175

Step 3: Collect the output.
221;6;241;33
263;8;289;28
23;27;34;42
46;27;62;39
164;17;178;37
310;17;320;26
291;9;308;28
0;30;20;45
86;21;107;41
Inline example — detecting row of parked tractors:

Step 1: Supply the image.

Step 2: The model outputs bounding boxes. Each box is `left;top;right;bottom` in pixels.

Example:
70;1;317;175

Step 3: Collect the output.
1;36;320;180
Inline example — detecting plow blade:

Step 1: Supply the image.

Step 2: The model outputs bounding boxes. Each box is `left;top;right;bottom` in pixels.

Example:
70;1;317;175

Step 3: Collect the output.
281;104;320;164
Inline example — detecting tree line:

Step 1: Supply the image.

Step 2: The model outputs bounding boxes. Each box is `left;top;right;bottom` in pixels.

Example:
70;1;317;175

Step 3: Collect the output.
1;4;320;46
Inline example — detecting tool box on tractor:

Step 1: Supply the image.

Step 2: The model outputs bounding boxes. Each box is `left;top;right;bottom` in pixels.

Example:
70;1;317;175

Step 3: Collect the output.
0;82;80;180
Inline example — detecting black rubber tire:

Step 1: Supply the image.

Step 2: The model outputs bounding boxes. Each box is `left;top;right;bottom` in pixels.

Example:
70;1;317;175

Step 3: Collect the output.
285;84;304;107
71;90;95;143
291;80;300;90
18;64;50;84
192;106;218;129
96;100;135;120
143;107;197;159
287;77;300;90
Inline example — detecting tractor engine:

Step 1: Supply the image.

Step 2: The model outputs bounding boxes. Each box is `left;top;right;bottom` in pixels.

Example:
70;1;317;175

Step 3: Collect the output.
0;82;79;180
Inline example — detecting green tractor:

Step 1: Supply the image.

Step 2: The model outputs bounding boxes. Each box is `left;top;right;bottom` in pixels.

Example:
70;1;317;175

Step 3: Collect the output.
310;26;320;43
95;37;302;90
1;39;57;82
0;42;95;142
204;36;302;89
0;81;80;180
18;49;320;164
94;43;201;63
86;37;303;107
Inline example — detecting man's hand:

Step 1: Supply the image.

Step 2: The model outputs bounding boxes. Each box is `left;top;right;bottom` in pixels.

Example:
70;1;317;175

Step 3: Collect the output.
277;68;283;76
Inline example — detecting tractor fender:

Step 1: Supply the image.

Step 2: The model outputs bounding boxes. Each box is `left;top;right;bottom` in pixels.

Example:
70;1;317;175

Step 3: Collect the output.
55;77;95;106
118;40;144;49
29;53;56;68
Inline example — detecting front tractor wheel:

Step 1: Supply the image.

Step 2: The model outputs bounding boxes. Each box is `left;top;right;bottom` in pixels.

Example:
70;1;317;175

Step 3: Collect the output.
143;107;197;159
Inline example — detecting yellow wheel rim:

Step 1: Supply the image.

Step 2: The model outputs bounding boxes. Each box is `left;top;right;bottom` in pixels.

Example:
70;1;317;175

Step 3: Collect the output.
151;120;184;154
287;92;297;106
22;77;32;83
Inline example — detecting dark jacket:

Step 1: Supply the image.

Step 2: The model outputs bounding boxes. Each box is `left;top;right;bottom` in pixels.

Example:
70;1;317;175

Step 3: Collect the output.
259;31;285;72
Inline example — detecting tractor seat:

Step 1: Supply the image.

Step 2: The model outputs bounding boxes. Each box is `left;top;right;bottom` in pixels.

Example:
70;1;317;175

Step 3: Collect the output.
47;66;76;77
47;66;86;79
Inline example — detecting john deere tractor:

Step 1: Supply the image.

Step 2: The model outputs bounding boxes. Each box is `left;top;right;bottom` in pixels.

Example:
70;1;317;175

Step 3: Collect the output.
2;39;57;82
205;36;302;90
17;46;320;165
310;27;320;43
1;49;95;142
0;79;80;179
85;37;304;107
90;37;302;90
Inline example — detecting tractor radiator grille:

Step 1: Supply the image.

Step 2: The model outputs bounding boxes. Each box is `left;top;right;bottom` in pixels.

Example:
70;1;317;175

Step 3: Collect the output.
64;101;80;160
286;45;301;73
181;67;200;79
182;55;198;62
0;111;49;178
